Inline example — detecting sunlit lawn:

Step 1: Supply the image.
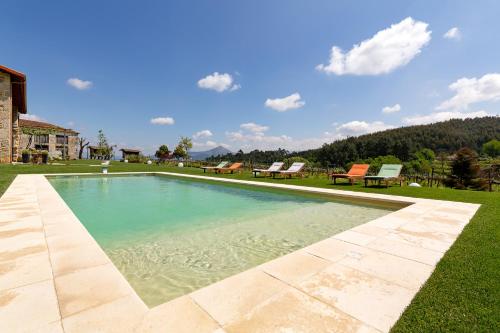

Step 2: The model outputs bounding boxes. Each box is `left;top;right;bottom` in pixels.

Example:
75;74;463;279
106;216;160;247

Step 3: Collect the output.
0;160;498;332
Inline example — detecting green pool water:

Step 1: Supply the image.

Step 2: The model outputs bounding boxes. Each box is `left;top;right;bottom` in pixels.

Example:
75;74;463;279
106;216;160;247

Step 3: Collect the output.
49;174;397;307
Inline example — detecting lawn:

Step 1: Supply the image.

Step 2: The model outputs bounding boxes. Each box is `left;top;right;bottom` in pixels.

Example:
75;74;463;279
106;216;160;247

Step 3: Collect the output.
0;161;498;332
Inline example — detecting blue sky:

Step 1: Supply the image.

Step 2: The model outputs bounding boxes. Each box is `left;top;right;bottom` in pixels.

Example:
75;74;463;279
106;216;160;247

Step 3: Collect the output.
2;0;500;154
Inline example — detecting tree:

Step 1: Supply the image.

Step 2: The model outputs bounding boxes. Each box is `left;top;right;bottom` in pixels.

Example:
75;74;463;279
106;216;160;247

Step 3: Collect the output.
444;147;486;190
96;130;114;160
173;144;186;160
155;145;170;162
78;137;89;159
179;137;193;159
406;148;436;174
482;139;500;157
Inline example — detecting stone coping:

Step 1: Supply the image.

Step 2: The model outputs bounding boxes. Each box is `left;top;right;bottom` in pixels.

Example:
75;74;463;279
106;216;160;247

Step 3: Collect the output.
0;173;480;332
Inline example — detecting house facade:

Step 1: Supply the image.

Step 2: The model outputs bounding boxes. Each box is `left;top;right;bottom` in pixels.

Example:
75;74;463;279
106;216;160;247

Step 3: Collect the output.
0;65;26;163
19;119;79;160
0;65;79;162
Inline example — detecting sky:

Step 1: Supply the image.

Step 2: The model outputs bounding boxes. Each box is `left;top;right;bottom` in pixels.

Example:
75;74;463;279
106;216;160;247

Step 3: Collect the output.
2;0;500;155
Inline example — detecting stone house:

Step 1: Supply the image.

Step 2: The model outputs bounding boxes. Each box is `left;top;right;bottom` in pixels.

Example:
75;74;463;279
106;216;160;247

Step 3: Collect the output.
19;119;79;160
0;65;79;162
0;65;26;163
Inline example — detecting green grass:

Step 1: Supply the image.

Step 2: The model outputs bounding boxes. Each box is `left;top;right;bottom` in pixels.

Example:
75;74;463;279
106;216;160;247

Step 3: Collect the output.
0;161;498;331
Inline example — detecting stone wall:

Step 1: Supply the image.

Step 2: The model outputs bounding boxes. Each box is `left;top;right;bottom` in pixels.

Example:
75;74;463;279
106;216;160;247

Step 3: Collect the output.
68;136;79;159
0;72;12;163
12;111;20;162
20;132;79;160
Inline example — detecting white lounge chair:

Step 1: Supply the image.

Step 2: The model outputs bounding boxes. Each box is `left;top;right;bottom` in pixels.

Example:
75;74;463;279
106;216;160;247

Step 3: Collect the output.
271;162;305;178
101;160;110;174
201;161;228;173
252;162;284;177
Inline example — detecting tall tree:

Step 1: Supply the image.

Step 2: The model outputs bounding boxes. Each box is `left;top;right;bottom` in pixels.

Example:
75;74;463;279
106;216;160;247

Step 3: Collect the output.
78;137;89;159
173;144;186;160
97;130;114;159
179;137;193;159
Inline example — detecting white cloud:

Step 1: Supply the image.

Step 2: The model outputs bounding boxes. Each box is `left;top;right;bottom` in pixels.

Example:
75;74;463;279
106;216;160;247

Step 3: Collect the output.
20;114;45;122
336;121;394;136
193;129;213;139
436;73;500;110
67;78;92;90
192;140;218;149
265;93;305;112
240;122;269;133
197;72;240;92
150;117;175;125
403;110;493;125
316;17;431;75
382;104;401;114
443;27;461;40
225;119;396;152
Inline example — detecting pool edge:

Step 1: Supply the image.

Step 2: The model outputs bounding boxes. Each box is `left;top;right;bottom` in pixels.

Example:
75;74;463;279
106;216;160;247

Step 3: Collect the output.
0;173;481;332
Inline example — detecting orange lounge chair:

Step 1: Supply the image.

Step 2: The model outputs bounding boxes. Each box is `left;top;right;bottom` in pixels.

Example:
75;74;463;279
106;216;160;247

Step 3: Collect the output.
330;164;369;184
216;162;243;174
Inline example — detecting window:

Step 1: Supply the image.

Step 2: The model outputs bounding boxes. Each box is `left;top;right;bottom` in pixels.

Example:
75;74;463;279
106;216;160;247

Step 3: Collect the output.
34;134;49;145
56;135;68;145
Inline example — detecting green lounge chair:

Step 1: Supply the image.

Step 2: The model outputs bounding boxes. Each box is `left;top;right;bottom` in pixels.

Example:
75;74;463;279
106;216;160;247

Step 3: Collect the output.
364;164;403;187
201;161;228;173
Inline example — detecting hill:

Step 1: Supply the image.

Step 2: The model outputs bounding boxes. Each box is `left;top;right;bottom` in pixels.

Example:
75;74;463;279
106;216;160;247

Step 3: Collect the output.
190;146;232;160
208;117;500;166
304;116;500;166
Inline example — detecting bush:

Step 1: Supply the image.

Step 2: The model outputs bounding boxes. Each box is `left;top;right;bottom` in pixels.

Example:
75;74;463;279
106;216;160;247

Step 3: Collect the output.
126;155;144;163
283;156;311;169
444;148;487;190
482;139;500;157
366;155;401;174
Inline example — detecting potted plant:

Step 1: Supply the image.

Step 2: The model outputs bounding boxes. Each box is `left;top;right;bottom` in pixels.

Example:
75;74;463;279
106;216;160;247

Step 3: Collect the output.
41;150;49;164
21;149;31;163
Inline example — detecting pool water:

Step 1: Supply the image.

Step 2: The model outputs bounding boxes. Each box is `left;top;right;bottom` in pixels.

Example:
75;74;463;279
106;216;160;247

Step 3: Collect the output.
49;175;396;307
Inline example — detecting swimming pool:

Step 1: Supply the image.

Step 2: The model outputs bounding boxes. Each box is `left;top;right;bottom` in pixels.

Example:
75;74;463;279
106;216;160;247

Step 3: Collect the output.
49;174;398;307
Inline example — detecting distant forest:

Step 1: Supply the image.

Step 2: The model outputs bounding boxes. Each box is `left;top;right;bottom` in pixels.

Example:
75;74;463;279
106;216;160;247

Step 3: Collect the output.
208;117;500;166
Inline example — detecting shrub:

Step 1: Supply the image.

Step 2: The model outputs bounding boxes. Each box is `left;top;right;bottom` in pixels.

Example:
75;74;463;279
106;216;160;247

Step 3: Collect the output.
444;147;487;190
283;156;311;169
482;139;500;157
127;155;144;163
367;155;401;174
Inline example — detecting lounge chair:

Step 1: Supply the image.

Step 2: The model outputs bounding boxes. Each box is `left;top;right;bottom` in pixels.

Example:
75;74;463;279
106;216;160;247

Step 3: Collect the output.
252;162;284;177
101;160;110;174
201;161;228;173
271;162;305;178
330;164;369;185
364;164;403;187
216;162;243;174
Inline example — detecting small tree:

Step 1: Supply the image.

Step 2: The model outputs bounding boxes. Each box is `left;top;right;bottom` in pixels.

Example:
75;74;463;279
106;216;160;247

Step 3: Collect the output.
445;147;486;190
96;130;114;160
179;137;193;159
173;144;186;160
155;145;170;162
78;137;89;159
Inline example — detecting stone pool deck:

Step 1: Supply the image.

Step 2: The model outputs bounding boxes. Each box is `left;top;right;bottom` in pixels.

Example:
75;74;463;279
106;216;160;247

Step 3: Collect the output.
0;173;480;332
